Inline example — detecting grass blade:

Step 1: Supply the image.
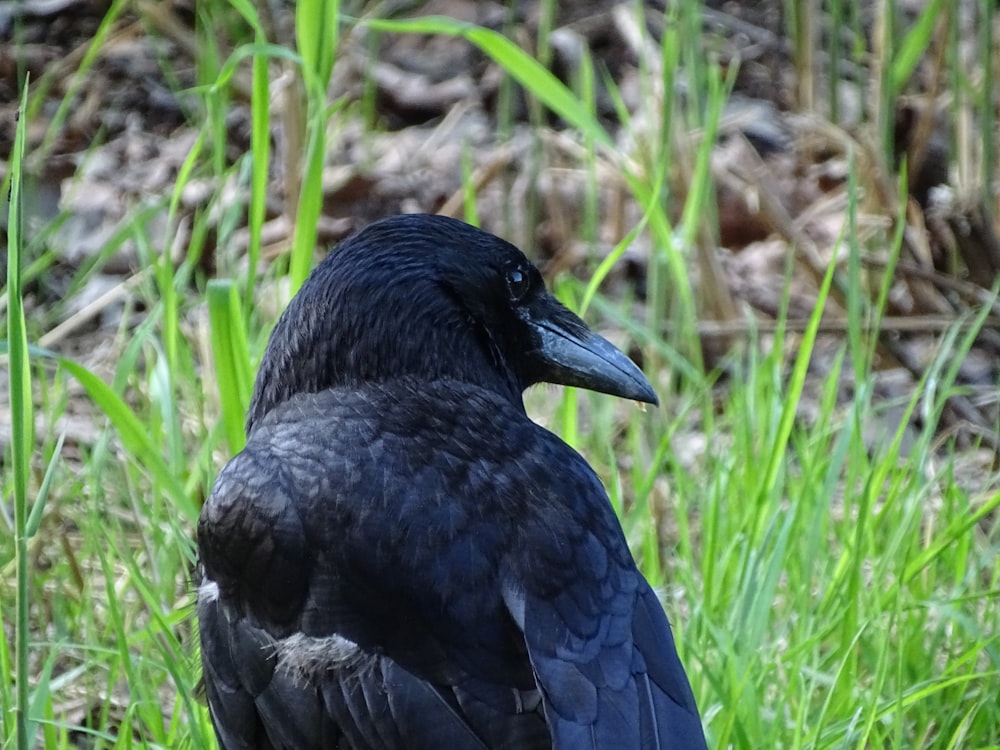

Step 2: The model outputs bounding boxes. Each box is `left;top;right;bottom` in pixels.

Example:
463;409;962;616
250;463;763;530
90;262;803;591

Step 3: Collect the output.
7;73;32;750
891;0;949;91
57;357;197;522
25;432;65;538
363;16;613;150
208;279;254;452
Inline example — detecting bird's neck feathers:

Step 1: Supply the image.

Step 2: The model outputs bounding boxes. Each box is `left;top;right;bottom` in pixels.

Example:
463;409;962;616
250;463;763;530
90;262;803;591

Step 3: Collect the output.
245;271;522;433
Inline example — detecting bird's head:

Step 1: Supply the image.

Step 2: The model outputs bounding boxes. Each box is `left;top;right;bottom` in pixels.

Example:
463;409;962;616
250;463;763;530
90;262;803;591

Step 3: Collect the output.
246;214;657;432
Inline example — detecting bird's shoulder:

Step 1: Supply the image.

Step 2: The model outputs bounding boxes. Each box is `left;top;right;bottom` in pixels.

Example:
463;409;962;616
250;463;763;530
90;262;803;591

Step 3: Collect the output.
252;376;581;464
208;376;603;518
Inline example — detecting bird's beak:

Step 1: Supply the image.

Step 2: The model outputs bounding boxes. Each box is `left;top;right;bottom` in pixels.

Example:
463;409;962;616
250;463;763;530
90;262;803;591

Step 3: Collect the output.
523;300;659;406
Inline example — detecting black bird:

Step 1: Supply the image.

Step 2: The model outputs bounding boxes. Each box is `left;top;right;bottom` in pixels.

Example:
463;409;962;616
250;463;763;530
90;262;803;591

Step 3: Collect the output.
196;214;707;750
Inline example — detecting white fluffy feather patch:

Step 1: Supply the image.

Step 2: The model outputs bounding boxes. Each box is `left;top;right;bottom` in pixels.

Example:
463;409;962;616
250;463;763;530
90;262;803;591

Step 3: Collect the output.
197;578;370;683
198;580;220;603
274;633;370;682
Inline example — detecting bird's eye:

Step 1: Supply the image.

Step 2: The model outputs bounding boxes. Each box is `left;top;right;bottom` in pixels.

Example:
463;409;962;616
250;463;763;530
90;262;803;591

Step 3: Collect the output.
506;267;530;302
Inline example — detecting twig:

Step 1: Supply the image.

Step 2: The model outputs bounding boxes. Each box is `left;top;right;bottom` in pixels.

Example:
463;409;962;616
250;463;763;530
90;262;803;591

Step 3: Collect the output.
689;315;1000;337
38;272;146;349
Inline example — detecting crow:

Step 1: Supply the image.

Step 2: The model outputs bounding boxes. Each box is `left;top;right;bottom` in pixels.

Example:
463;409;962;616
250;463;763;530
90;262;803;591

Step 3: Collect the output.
196;214;707;750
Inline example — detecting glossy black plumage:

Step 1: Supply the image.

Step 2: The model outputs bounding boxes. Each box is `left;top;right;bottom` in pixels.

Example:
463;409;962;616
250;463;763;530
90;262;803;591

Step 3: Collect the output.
196;214;707;749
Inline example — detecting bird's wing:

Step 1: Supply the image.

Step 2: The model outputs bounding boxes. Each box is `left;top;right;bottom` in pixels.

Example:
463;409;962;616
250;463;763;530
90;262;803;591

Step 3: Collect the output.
197;473;545;750
500;451;707;750
199;585;508;750
197;385;552;750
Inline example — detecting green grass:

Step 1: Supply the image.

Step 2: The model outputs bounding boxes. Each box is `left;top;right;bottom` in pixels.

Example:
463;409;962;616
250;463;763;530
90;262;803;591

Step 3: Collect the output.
7;75;34;750
3;1;999;748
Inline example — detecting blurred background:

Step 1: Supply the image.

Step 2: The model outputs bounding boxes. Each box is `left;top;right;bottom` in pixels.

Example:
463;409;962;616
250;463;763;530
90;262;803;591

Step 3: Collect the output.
1;1;999;747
